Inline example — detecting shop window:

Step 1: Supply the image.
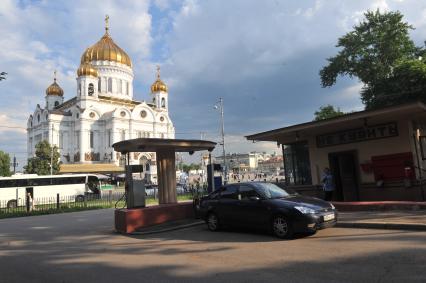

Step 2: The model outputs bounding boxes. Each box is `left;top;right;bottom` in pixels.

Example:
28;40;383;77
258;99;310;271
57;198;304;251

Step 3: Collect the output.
283;141;312;185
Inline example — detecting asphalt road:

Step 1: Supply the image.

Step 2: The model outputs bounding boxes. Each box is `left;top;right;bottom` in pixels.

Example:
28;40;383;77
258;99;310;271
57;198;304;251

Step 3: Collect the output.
0;209;425;283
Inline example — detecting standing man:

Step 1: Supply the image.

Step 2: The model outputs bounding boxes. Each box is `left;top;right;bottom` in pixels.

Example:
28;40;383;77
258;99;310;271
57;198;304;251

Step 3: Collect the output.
321;168;335;201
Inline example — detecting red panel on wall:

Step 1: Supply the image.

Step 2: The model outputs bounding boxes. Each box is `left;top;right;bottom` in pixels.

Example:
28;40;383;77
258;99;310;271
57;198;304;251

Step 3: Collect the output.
371;152;414;181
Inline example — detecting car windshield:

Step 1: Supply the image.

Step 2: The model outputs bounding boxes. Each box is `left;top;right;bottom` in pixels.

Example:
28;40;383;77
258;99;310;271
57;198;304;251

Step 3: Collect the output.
256;183;292;199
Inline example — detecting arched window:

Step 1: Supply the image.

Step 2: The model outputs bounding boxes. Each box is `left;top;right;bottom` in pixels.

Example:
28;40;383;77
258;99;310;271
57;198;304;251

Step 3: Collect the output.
146;163;150;171
88;83;94;96
98;78;101;92
108;78;112;93
161;98;166;108
54;101;59;107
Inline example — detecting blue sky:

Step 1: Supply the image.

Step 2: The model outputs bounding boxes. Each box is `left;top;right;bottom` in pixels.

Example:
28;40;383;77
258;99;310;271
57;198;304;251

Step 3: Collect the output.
1;0;426;168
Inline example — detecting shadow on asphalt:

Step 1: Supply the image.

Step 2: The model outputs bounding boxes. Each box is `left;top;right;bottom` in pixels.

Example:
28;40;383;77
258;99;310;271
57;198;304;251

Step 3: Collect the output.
0;210;425;282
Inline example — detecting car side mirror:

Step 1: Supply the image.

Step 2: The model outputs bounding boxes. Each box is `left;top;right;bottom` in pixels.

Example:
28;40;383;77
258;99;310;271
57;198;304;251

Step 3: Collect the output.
249;196;261;202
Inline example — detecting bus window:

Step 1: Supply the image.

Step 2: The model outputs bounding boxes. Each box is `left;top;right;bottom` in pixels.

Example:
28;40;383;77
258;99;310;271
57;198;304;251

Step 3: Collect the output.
87;176;100;194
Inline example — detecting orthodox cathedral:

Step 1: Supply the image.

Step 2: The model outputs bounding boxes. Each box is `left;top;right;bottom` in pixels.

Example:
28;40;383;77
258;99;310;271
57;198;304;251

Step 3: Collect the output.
27;16;175;181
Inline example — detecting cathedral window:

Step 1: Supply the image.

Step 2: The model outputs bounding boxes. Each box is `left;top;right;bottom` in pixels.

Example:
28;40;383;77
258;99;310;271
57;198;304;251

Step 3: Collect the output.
126;82;129;95
90;131;94;148
55;101;59;107
37;114;40;122
140;110;147;118
107;130;111;147
161;98;166;108
118;80;122;94
59;132;63;149
88;83;94;96
76;131;80;148
98;78;101;92
108;78;112;93
145;163;150;171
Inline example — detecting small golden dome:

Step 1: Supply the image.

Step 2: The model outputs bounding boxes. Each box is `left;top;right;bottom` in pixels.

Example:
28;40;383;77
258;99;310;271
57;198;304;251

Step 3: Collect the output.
46;71;64;96
77;62;98;77
151;66;168;93
80;16;132;67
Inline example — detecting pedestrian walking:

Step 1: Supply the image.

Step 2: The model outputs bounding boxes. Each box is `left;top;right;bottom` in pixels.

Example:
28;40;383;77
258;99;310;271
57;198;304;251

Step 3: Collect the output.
321;167;335;201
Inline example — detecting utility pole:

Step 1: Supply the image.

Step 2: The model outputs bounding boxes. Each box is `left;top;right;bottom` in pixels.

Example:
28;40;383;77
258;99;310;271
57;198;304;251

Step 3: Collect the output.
50;124;54;175
214;98;227;184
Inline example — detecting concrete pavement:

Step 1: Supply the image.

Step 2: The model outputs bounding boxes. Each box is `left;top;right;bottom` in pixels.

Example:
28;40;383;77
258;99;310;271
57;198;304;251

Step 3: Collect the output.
0;208;425;283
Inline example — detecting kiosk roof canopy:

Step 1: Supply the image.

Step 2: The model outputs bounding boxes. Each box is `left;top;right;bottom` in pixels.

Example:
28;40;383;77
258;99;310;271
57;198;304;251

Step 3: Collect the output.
246;102;426;143
112;138;216;153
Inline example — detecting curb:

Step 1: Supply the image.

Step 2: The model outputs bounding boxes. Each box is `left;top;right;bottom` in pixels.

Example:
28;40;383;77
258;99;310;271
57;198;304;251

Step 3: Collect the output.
129;220;205;235
336;221;426;231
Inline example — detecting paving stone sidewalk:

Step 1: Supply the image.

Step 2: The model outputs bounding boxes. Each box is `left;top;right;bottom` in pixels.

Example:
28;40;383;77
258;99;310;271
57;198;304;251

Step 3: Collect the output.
337;210;426;231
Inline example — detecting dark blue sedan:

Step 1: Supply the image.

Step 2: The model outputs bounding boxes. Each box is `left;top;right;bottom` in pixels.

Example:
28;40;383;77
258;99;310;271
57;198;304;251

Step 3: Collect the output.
198;182;337;239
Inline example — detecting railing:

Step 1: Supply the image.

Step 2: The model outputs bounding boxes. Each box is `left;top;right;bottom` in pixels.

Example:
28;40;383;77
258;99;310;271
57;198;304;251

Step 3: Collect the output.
0;189;197;219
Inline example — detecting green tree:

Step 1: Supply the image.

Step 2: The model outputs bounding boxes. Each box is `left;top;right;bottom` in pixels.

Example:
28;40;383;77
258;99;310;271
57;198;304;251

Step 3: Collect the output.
314;105;345;121
361;58;426;108
25;140;60;175
181;163;201;173
0;150;11;177
319;10;423;109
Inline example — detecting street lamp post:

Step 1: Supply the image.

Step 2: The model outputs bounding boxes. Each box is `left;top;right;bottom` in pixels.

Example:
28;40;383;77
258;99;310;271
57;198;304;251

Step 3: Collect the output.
214;98;227;184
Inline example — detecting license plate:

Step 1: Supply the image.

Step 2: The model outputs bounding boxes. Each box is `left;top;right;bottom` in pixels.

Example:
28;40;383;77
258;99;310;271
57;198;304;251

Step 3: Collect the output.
323;213;335;221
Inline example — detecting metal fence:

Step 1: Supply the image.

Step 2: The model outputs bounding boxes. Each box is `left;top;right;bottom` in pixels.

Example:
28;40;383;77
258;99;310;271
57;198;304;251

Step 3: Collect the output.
0;189;199;219
0;191;127;217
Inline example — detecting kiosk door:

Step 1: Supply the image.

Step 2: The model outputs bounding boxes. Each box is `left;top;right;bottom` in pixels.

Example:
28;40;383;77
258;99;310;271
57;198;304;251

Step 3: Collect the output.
329;151;359;201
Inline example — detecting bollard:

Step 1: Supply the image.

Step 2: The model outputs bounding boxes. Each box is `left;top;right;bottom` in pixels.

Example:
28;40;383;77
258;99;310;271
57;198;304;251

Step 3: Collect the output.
56;193;60;209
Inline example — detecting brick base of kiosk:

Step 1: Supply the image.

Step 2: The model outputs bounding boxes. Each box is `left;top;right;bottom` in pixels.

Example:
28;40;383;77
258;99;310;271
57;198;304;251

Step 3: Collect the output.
115;202;195;234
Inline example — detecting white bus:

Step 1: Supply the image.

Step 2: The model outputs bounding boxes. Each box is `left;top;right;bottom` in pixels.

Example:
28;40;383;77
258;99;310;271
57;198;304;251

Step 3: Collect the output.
0;174;101;208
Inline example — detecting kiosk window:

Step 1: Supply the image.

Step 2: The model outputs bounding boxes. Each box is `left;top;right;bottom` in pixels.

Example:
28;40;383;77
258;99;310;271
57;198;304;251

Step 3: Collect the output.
283;141;312;185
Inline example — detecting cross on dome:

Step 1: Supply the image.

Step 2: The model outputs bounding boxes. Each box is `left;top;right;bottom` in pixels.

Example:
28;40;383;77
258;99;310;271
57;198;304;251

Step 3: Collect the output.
105;15;109;34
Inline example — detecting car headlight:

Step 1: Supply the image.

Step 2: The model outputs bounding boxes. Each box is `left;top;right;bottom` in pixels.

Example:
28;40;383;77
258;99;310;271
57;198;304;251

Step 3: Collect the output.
294;206;316;214
330;203;335;209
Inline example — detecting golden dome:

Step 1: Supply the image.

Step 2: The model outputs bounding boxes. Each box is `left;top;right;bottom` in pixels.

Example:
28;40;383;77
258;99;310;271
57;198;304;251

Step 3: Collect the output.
77;62;98;77
151;66;168;93
80;16;132;67
46;71;64;96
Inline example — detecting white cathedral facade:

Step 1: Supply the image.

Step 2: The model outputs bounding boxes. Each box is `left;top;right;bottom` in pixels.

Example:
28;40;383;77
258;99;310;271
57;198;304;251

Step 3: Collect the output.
27;18;175;181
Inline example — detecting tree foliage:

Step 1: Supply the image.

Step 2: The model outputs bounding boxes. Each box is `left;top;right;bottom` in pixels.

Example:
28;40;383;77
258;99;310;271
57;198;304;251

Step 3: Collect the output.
319;10;426;109
0;150;11;177
181;163;201;173
25;140;61;175
314;105;345;121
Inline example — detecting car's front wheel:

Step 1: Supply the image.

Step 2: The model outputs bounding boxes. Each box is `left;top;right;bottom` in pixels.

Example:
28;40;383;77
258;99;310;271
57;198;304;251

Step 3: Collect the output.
207;212;220;231
272;215;293;239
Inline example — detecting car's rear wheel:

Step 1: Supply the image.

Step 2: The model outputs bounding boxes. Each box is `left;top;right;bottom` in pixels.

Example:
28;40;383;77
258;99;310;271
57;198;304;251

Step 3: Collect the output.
272;215;293;239
207;212;220;231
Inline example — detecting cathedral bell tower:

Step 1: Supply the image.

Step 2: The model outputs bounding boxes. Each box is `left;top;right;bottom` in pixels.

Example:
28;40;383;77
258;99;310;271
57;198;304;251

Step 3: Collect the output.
151;66;168;111
76;59;99;109
45;71;64;110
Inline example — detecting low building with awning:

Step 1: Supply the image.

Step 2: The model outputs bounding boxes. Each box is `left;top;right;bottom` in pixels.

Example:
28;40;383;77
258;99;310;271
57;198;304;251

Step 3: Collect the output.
246;102;426;201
